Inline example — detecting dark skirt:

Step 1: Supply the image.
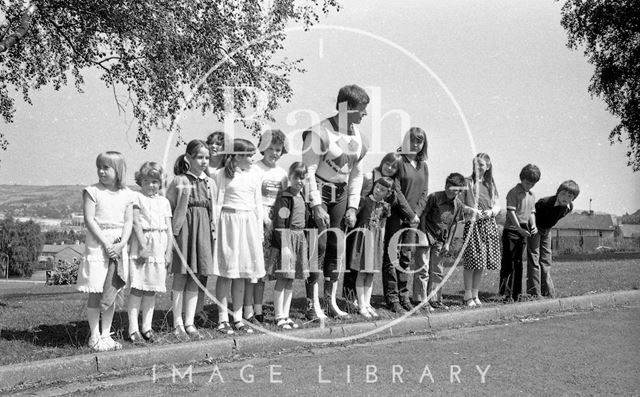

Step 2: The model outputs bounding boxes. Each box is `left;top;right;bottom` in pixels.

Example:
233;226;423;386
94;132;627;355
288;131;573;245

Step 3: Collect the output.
462;217;501;270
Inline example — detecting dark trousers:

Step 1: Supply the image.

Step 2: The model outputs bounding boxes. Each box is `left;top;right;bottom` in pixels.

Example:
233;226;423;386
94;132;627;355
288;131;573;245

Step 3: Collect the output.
381;216;413;305
499;226;526;301
527;228;556;297
305;183;348;299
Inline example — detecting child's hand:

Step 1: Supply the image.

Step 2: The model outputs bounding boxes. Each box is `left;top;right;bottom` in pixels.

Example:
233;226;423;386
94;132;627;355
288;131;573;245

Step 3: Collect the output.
441;243;450;255
518;227;531;238
139;245;153;259
165;251;172;267
411;215;420;227
313;206;330;228
530;226;538;235
113;242;125;257
344;208;357;228
104;243;118;259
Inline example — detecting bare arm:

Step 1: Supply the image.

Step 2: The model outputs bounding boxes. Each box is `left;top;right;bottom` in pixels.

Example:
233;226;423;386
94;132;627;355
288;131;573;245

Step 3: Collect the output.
113;202;133;256
131;207;148;252
83;190;111;251
164;216;173;265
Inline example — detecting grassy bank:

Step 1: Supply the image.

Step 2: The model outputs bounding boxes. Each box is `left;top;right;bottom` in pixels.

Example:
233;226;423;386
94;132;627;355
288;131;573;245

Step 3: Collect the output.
0;259;638;366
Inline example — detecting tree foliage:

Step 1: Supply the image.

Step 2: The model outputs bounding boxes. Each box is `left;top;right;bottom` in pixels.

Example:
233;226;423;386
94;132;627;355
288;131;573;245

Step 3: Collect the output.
0;216;44;277
0;0;339;152
560;0;640;171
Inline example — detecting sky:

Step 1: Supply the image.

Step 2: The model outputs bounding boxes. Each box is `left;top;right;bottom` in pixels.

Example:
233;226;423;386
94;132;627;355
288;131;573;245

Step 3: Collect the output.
1;0;639;215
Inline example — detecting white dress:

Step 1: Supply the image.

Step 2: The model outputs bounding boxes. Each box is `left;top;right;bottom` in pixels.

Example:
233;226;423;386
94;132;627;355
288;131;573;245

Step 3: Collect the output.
212;168;265;280
129;192;172;292
77;184;134;293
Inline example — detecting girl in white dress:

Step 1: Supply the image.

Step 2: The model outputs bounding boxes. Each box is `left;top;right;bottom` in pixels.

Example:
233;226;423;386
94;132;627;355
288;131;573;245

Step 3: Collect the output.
78;151;133;352
212;139;265;334
127;162;172;344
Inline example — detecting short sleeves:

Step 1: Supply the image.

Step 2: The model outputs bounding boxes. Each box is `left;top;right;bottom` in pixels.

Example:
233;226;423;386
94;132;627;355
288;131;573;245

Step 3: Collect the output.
83;185;98;203
506;187;519;212
161;197;172;218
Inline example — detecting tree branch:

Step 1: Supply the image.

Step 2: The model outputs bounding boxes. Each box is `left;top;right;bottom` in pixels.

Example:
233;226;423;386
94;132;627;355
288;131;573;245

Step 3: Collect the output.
0;3;36;53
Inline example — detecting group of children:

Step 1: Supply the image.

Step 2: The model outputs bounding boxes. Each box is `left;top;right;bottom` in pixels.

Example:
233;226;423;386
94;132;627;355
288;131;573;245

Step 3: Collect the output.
76;126;579;352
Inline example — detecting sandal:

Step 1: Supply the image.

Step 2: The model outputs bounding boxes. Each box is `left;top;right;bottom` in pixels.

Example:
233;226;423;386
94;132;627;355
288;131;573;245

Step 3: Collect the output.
217;321;234;335
464;298;477;308
233;321;254;334
141;329;156;343
185;324;204;340
276;318;292;330
173;325;189;341
474;297;483;306
129;331;145;344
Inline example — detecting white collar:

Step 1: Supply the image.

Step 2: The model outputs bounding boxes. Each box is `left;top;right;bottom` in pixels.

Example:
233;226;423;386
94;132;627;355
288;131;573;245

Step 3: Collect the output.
187;171;207;180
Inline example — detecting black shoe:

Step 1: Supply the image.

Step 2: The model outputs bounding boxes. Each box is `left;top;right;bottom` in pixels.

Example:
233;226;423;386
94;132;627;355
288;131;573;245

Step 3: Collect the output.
305;300;318;320
400;300;414;312
388;302;405;313
430;301;449;311
254;314;264;323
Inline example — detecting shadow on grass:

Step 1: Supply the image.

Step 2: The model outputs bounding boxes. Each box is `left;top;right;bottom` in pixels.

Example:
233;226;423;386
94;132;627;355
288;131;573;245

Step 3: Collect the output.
0;309;174;349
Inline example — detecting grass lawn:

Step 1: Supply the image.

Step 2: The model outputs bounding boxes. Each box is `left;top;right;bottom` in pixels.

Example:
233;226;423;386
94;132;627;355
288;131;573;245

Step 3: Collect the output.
0;258;638;366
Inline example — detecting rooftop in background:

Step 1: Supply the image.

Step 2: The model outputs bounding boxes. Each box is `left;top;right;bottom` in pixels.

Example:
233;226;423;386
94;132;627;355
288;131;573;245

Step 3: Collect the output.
555;212;617;231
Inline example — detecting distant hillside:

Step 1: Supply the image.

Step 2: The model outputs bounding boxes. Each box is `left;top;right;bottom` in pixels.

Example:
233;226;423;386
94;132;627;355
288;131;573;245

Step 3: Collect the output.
0;185;85;218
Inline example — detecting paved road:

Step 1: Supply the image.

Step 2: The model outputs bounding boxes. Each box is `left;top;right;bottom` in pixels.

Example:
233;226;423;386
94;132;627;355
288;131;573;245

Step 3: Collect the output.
37;306;640;396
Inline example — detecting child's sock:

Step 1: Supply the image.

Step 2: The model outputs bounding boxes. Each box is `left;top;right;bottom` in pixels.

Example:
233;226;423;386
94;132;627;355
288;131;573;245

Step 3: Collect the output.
232;307;243;324
127;294;142;335
464;290;473;301
183;289;198;327
471;289;479;299
140;295;155;332
243;305;254;320
101;305;115;337
274;288;285;320
283;289;293;318
254;281;265;315
172;289;184;328
356;285;366;310
364;284;373;308
87;308;101;338
217;298;229;324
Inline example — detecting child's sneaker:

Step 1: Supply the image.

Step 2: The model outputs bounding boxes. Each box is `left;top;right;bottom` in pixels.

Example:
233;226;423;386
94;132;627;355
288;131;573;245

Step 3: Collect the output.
367;306;379;318
102;334;122;351
359;307;372;318
88;335;108;352
285;318;299;329
276;318;292;330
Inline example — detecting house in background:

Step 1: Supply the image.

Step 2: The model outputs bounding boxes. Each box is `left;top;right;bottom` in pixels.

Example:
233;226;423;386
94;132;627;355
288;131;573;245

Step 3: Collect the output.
552;212;617;253
617;224;640;249
38;243;85;268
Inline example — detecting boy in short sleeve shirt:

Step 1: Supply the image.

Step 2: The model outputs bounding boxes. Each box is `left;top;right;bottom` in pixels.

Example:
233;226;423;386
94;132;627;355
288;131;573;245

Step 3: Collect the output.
499;164;540;301
526;180;580;298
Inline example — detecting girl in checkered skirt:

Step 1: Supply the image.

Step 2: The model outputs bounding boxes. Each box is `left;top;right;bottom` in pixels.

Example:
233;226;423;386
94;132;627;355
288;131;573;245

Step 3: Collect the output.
459;153;501;307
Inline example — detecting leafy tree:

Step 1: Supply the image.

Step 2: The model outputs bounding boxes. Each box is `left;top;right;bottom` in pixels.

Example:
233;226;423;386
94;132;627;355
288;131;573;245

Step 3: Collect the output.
560;0;640;171
0;216;44;276
0;0;339;152
621;209;640;224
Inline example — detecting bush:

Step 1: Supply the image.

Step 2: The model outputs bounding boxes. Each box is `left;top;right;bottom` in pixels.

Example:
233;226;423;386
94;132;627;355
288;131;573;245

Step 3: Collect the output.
50;258;79;285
